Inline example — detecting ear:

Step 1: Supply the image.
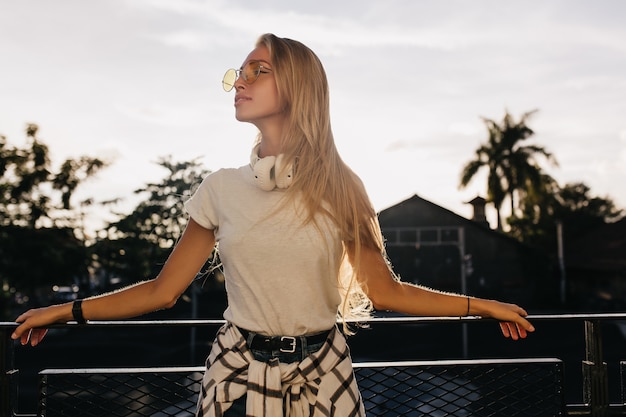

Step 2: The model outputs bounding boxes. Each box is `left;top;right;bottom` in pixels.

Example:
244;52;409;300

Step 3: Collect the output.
252;155;276;191
274;154;293;189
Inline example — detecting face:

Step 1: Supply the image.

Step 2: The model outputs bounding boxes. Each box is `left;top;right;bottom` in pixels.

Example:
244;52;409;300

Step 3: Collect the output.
233;46;284;130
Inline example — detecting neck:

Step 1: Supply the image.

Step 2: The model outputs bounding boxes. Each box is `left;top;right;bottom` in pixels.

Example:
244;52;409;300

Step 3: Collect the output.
254;119;285;158
257;139;281;158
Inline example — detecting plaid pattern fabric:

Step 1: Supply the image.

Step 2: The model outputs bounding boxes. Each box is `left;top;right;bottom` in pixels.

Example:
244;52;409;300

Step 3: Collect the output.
196;322;365;417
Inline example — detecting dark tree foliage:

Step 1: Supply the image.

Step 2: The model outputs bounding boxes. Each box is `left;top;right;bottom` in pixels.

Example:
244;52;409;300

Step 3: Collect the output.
91;156;212;287
554;183;622;237
508;182;623;255
0;124;107;229
459;110;557;230
0;124;108;316
1;225;87;304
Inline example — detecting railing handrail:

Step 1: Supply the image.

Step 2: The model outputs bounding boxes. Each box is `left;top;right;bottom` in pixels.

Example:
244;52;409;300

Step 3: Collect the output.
2;311;626;329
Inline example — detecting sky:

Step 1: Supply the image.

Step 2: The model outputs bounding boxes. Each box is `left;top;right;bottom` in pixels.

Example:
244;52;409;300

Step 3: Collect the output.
1;0;625;231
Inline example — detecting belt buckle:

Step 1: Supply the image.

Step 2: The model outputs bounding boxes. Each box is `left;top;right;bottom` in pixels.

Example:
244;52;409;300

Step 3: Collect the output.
280;336;297;353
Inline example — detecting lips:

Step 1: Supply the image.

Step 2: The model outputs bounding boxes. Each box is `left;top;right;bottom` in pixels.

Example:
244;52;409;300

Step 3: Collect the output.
234;95;251;106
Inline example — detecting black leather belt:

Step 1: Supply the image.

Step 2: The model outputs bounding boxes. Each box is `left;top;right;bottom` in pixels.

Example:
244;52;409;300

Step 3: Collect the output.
238;327;330;353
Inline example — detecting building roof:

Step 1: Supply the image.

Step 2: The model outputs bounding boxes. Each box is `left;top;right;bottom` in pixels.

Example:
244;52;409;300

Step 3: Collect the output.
378;194;522;247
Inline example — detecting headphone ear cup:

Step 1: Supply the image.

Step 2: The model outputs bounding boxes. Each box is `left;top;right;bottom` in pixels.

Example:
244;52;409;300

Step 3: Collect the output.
274;154;293;189
253;155;276;191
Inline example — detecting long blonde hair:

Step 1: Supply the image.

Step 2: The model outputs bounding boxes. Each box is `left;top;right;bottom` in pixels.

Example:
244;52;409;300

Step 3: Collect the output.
255;33;386;331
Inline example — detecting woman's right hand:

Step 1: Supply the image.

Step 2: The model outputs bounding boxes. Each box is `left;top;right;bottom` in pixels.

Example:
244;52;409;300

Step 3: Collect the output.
12;303;69;346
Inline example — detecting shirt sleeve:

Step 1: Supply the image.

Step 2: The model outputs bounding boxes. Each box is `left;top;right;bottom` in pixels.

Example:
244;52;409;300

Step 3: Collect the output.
184;170;222;230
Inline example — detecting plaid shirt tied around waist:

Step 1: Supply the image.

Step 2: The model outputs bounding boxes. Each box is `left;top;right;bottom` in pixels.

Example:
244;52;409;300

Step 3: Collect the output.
195;322;365;417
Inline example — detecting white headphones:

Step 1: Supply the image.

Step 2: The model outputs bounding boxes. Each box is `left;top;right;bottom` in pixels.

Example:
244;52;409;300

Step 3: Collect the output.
250;148;293;191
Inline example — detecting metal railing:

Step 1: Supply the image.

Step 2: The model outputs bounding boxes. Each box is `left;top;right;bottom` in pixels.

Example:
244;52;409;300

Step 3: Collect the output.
2;313;626;417
35;358;564;417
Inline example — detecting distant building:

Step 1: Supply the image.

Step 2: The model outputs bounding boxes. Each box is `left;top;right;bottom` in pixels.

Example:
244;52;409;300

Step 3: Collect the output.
378;195;554;307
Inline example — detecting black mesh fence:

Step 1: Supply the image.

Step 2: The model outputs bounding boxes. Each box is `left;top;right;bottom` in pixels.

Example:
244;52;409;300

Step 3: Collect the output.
38;358;564;416
39;367;203;417
354;358;564;416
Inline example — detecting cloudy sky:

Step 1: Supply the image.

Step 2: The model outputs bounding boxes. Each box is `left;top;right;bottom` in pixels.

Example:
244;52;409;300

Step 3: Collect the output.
1;0;625;230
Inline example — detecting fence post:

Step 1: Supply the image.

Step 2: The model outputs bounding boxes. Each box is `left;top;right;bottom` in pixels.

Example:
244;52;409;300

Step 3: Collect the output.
1;324;18;417
582;319;609;417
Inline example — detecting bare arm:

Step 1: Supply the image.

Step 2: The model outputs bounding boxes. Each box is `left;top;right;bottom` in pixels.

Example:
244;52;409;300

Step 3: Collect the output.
348;244;535;340
12;218;216;346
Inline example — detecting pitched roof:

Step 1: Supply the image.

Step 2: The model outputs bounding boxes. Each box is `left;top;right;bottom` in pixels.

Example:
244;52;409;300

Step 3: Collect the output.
378;194;522;246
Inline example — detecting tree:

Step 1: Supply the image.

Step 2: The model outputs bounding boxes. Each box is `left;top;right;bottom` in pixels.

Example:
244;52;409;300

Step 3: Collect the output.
0;123;107;229
459;110;557;230
508;182;623;254
553;183;622;240
0;124;108;315
92;156;212;287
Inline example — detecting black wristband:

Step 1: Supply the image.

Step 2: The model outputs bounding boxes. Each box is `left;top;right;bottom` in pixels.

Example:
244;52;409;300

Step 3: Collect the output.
72;299;87;324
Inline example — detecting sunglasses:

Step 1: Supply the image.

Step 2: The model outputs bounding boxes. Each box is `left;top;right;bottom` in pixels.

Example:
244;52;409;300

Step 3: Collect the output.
222;60;273;92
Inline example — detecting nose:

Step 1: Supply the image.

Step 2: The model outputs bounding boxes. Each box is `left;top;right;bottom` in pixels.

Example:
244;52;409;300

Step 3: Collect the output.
233;72;246;91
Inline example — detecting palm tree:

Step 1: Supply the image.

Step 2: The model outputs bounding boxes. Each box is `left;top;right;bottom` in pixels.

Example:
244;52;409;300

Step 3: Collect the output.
459;109;557;230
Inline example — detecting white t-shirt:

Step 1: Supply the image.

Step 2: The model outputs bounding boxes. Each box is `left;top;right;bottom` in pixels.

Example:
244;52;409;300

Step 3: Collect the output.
185;165;343;336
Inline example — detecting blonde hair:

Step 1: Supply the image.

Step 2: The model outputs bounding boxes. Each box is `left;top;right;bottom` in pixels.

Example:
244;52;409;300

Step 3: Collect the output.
255;33;387;332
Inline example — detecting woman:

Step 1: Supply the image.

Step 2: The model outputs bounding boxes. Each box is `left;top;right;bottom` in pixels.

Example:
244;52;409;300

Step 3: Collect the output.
12;34;534;416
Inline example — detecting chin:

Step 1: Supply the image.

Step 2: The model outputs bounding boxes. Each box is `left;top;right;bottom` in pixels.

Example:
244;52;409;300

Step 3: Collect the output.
234;109;255;122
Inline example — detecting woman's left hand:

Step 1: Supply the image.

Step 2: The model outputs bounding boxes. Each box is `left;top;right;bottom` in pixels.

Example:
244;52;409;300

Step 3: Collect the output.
472;298;535;340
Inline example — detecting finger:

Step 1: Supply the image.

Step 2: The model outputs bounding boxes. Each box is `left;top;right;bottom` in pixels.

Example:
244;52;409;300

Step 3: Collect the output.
20;329;32;346
499;322;511;338
515;316;535;333
501;322;522;340
509;321;531;340
12;322;30;342
12;315;30;340
30;329;48;346
11;328;20;341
